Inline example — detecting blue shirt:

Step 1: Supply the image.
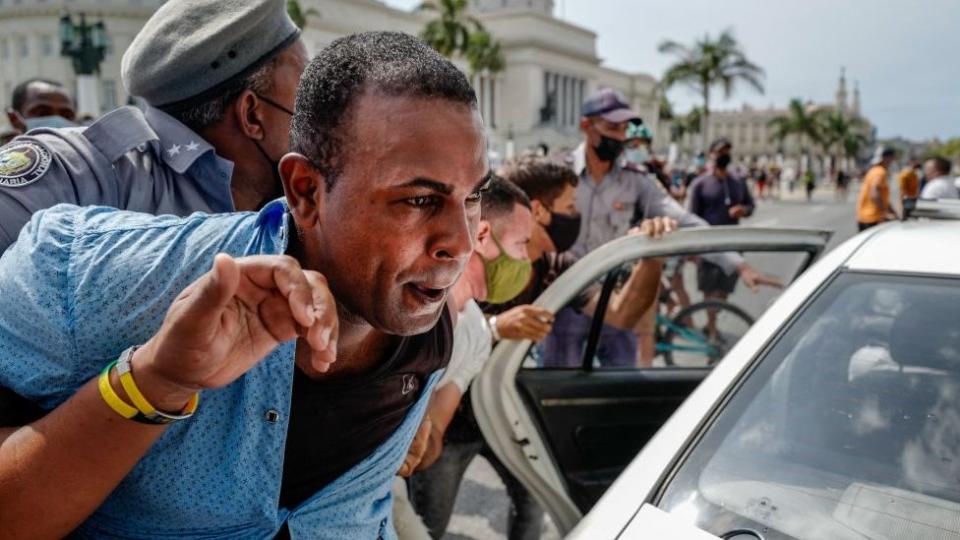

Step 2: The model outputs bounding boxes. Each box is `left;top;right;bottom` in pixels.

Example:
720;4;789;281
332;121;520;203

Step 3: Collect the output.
0;106;235;252
0;201;439;539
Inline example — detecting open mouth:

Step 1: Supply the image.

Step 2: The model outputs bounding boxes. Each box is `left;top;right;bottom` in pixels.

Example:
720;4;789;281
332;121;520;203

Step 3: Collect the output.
408;283;446;303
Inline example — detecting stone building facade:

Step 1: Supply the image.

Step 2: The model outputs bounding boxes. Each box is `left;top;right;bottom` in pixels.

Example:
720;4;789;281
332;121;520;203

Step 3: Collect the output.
655;72;875;170
0;0;660;160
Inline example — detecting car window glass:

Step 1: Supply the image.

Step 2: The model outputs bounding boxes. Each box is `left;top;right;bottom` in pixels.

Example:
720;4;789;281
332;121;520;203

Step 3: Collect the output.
656;272;960;540
524;250;808;370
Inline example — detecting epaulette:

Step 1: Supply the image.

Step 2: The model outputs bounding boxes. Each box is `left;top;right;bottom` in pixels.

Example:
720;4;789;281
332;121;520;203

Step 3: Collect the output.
82;107;159;163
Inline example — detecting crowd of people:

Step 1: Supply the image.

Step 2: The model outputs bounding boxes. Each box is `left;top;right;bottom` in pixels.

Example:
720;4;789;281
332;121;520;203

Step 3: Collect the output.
0;1;953;539
854;148;959;231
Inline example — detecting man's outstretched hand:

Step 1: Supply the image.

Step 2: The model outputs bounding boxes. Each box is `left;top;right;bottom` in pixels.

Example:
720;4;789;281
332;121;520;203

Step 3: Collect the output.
495;305;555;342
629;216;678;240
132;254;338;410
737;263;783;292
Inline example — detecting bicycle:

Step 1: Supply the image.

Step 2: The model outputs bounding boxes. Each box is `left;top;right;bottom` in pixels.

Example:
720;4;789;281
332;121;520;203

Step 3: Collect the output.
653;270;754;367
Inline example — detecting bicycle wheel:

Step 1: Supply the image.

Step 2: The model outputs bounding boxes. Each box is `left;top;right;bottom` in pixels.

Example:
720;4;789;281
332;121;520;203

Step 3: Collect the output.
655;313;674;366
661;300;754;367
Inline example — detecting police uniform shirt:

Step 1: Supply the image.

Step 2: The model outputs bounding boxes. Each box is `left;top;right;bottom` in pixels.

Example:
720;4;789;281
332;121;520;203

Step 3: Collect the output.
0;105;235;252
567;143;742;272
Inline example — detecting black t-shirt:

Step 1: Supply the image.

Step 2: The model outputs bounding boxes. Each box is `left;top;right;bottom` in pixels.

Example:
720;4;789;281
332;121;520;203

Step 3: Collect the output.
278;306;453;510
445;252;591;444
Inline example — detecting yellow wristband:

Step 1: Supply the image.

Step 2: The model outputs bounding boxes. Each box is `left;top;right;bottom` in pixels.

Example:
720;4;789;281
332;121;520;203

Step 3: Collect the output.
115;346;199;424
97;361;139;420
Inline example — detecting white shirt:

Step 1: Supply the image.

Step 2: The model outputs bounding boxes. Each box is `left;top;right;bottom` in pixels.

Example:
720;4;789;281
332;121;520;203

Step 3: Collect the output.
438;300;492;393
920;177;960;200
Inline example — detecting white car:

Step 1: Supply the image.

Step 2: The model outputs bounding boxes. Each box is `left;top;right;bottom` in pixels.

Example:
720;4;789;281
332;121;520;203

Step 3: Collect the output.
473;208;960;539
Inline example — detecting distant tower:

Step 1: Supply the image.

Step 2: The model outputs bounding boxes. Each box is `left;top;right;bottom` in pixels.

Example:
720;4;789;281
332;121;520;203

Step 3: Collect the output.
852;80;861;116
472;0;554;15
835;67;848;115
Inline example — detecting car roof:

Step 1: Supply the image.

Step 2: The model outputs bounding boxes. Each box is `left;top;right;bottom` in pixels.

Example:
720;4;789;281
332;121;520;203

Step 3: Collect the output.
843;220;960;276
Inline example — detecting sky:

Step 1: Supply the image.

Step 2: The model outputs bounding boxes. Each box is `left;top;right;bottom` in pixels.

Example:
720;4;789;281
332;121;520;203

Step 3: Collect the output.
384;0;959;141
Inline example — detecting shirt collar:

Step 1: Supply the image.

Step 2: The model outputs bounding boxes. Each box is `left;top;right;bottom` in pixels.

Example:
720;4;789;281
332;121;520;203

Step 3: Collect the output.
572;142;627;182
257;197;292;254
572;143;587;175
144;106;219;175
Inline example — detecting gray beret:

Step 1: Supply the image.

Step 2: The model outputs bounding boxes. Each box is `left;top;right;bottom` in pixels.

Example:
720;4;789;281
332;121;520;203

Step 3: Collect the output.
122;0;300;109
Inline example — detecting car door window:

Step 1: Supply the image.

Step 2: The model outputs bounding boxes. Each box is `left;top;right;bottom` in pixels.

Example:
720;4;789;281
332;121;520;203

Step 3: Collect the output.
472;229;831;535
656;272;960;540
526;250;810;370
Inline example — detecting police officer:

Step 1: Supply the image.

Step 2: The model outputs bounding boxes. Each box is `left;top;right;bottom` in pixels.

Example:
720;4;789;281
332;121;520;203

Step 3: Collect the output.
0;0;308;252
568;88;776;289
562;89;779;368
0;0;307;426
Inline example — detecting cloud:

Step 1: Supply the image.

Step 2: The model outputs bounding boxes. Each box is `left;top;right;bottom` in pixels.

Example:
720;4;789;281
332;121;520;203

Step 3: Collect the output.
385;0;960;139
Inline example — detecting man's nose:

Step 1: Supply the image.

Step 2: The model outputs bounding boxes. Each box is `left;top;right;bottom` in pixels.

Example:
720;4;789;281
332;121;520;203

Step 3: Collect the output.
431;205;474;263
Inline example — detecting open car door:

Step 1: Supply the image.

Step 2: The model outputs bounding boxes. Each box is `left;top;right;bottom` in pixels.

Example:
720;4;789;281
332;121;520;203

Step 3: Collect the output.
471;227;832;534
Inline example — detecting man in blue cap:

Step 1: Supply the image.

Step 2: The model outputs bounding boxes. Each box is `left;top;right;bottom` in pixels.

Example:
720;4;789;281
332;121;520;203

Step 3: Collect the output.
570;87;774;284
562;88;777;367
0;0;308;252
0;31;484;539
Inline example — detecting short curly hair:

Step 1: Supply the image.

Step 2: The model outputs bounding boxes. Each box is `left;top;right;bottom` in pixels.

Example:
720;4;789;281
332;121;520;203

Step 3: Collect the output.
291;31;477;190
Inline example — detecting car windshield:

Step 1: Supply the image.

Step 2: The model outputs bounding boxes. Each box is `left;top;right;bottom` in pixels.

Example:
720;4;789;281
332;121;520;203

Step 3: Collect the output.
656;272;960;540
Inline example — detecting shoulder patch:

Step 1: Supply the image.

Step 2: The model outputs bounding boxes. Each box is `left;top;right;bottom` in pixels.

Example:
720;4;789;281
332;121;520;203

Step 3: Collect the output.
0;141;52;188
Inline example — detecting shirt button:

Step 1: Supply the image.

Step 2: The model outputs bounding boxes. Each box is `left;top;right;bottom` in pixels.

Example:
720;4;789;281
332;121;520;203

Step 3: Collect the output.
265;410;280;423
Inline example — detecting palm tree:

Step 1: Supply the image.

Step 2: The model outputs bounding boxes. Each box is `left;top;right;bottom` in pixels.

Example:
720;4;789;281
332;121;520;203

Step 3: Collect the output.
768;99;821;171
419;0;505;75
669;107;703;145
658;30;765;151
840;129;869;169
817;110;867;172
658;94;675;122
286;0;319;29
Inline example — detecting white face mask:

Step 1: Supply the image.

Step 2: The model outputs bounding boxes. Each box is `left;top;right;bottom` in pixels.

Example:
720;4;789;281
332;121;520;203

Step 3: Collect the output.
626;147;649;164
24;115;77;130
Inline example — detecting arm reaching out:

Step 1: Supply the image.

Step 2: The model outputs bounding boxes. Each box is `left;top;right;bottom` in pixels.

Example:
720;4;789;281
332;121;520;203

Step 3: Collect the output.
0;254;337;538
586;217;675;329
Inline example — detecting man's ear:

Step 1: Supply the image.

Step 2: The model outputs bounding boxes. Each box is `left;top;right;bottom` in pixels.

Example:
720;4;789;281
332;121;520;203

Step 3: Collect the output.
578;117;592;134
234;90;266;140
280;153;325;230
6;109;25;134
475;220;493;248
530;199;551;226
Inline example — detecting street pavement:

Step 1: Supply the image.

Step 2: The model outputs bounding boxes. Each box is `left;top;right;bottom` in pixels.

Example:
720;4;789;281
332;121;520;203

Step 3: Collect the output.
442;186;861;540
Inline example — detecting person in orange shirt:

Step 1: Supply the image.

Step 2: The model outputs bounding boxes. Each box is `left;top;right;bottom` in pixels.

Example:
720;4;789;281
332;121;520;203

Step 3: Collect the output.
857;147;898;231
897;160;921;212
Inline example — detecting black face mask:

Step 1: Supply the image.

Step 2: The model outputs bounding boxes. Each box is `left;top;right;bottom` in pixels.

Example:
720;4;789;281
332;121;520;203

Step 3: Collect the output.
593;135;624;163
715;154;732;170
252;141;284;211
252;94;294;210
545;211;582;253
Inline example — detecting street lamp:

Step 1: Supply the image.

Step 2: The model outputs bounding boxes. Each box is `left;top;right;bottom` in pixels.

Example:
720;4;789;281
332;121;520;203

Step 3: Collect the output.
59;12;110;118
